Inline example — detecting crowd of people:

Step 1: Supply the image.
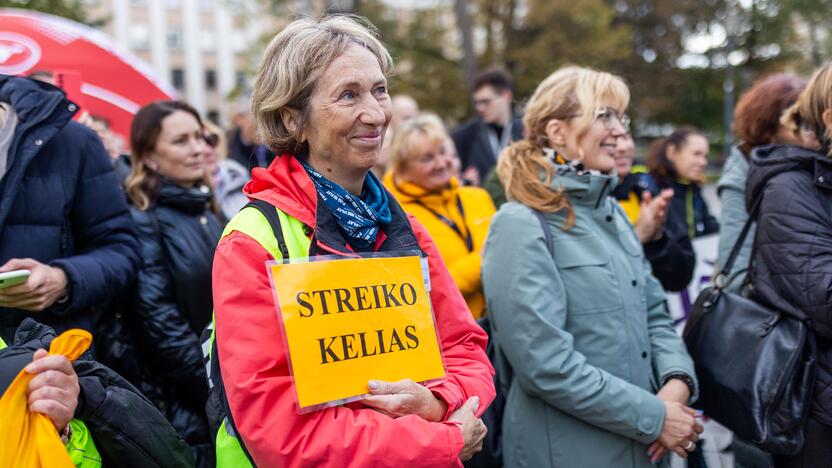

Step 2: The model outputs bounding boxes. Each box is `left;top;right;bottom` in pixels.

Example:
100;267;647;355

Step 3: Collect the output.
0;13;831;468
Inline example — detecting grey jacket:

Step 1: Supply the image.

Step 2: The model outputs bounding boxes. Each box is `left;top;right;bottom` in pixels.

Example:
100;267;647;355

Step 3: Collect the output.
716;146;754;290
482;168;697;468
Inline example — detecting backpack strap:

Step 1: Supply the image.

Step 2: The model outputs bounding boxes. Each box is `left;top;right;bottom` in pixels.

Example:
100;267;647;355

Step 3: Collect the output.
530;208;554;256
210;336;256;465
245;199;290;260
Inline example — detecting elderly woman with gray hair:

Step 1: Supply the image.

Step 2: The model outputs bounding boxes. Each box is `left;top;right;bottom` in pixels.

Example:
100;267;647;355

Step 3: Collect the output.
210;15;494;467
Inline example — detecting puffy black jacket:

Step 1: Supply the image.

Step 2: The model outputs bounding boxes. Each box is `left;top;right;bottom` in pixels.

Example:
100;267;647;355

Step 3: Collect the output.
656;178;720;240
746;144;832;426
0;75;139;342
0;318;194;467
100;181;221;465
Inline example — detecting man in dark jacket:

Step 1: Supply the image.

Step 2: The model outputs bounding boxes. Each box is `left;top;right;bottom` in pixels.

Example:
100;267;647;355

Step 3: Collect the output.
0;75;139;343
0;318;194;467
227;94;274;171
452;69;523;186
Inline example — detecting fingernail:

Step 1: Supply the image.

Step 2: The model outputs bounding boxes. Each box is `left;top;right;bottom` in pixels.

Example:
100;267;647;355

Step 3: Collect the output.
695;409;704;416
472;396;480;408
646;449;653;456
24;362;36;373
368;380;379;390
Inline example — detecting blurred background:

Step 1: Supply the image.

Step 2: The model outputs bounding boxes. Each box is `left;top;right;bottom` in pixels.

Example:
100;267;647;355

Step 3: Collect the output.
2;0;831;161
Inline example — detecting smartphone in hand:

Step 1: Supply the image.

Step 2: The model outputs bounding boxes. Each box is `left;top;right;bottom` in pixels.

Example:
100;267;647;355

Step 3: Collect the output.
0;269;30;289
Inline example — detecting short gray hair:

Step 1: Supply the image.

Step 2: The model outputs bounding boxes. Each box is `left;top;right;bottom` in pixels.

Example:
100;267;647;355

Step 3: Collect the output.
252;15;394;154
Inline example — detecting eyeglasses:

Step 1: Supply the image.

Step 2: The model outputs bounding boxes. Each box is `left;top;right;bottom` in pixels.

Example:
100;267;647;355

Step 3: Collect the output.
595;108;631;132
203;132;220;148
567;108;631;132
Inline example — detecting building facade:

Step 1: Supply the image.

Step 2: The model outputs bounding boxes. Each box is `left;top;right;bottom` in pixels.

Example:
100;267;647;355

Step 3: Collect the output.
83;0;284;125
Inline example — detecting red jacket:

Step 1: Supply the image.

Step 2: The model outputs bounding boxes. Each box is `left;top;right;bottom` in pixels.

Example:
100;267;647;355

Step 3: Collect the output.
212;155;495;467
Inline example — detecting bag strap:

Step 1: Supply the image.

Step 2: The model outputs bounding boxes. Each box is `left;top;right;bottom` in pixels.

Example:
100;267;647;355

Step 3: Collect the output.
715;194;763;288
530;208;554;256
245;199;290;260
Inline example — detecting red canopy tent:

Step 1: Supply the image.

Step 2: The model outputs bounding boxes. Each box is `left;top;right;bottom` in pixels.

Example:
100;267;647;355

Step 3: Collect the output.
0;8;178;142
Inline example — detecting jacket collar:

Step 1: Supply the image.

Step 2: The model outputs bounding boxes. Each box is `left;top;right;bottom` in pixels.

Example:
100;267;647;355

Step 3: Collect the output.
156;180;213;215
244;154;421;256
552;165;617;209
383;172;459;205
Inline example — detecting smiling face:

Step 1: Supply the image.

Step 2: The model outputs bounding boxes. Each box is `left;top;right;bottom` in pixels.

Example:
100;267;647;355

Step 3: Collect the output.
302;43;392;190
147;110;208;187
397;136;455;192
552;104;627;173
668;133;709;183
614;133;636;179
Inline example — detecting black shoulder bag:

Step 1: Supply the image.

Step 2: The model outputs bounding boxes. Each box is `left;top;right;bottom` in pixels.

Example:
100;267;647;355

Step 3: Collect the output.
683;191;817;455
466;207;553;468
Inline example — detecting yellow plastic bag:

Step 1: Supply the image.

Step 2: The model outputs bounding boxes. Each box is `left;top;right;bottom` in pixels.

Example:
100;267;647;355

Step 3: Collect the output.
0;329;92;468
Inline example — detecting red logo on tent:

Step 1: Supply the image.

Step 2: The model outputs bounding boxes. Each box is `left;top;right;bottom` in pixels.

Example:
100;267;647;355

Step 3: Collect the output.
0;32;41;75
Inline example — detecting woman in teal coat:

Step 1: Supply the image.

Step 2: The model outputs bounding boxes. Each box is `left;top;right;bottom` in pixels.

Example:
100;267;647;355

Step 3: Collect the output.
482;66;701;467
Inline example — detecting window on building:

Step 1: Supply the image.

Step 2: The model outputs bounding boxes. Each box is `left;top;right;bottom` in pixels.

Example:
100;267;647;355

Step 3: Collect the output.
167;29;183;50
200;30;216;52
207;110;220;124
235;71;247;88
205;69;217;91
172;69;185;90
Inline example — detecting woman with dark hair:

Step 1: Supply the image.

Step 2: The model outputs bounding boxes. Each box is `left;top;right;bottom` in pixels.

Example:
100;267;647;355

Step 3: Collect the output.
121;100;221;466
647;128;719;240
717;74;805;289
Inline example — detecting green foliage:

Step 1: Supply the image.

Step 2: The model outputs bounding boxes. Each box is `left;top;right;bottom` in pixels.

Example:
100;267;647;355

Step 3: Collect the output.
260;0;831;151
0;0;87;23
358;0;471;122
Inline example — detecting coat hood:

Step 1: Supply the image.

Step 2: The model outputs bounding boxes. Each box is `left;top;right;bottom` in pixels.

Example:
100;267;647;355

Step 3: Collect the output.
746;144;832;208
0;75;74;127
243;153;317;228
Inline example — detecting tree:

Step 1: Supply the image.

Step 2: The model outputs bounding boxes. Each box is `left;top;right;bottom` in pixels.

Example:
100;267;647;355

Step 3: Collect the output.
0;0;87;23
358;0;471;122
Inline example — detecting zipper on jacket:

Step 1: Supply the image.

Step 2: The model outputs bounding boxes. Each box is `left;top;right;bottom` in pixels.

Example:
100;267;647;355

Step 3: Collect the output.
686;187;695;238
315;239;360;258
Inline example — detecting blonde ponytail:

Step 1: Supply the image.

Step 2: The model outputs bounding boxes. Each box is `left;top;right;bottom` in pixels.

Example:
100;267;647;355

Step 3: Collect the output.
497;140;575;229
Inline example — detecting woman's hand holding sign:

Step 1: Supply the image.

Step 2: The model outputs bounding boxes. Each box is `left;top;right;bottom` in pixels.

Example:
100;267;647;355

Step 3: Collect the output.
363;378;448;422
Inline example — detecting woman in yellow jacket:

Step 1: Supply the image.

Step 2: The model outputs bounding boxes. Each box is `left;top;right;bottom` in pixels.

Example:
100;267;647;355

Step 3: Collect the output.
384;113;495;318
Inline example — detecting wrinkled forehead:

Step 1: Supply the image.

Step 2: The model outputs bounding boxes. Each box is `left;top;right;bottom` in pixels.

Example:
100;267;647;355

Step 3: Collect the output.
315;44;388;92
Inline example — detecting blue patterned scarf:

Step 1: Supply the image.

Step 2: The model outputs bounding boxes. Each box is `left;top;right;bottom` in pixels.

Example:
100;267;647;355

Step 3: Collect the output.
300;159;392;249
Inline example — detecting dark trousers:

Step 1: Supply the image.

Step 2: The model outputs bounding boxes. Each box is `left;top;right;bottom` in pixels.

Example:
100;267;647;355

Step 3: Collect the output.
773;417;832;468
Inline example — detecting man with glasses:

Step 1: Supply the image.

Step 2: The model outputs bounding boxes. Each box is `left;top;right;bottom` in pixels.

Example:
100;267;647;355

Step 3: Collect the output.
452;69;524;188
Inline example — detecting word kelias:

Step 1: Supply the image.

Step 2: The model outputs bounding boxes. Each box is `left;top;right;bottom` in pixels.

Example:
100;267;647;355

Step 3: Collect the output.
317;326;420;364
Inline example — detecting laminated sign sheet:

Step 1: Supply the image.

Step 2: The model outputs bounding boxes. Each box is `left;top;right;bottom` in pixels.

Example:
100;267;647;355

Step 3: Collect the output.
268;254;446;411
